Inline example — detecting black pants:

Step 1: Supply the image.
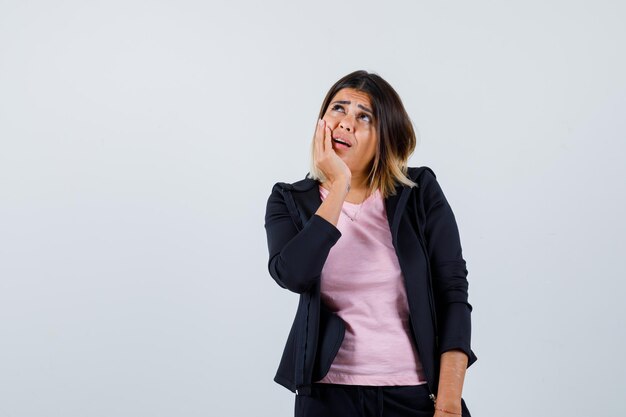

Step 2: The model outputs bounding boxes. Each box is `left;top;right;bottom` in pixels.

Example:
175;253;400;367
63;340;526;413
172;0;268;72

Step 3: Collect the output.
295;383;470;417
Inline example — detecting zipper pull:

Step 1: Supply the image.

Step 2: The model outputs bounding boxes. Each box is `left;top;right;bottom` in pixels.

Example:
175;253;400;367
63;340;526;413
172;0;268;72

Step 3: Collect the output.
429;393;437;404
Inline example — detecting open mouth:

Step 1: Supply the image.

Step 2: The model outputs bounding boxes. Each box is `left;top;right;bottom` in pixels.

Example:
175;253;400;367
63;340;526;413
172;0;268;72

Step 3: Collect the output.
332;138;351;147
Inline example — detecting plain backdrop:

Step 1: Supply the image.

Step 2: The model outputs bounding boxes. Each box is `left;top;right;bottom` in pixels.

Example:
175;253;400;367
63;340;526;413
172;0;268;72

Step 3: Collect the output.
1;1;625;416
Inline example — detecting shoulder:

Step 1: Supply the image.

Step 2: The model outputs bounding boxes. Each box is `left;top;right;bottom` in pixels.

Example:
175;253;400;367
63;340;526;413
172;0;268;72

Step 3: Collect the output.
265;174;319;227
406;166;437;187
406;166;450;208
270;173;318;194
266;173;318;214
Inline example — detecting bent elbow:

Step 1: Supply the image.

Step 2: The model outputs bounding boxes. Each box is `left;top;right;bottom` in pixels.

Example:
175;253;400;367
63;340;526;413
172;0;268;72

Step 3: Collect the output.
267;254;315;294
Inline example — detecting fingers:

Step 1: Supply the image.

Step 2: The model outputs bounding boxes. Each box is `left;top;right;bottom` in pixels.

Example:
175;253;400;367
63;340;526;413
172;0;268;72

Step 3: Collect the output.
314;119;324;162
324;124;333;154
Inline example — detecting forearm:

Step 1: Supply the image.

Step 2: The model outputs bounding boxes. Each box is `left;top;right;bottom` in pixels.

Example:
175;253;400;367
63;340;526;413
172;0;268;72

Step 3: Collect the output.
435;349;468;415
315;177;349;226
270;177;348;291
268;214;341;293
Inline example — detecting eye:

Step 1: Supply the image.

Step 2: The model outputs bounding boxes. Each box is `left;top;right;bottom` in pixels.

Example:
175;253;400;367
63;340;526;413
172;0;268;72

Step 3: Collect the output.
359;113;372;123
331;104;345;113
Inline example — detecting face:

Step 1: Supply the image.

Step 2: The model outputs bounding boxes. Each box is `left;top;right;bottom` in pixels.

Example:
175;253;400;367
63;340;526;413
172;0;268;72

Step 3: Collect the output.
322;88;378;175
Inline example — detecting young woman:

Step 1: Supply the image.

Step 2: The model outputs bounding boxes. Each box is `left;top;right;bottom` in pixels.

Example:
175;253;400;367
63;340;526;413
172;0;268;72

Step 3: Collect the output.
264;70;477;417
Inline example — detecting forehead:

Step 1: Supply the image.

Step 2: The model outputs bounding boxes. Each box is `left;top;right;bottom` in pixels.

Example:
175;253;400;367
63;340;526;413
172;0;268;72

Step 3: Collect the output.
330;88;372;107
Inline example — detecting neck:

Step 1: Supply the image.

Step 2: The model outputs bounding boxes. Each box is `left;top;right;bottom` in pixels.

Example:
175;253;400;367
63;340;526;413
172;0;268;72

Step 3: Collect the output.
319;171;371;196
349;171;369;192
344;172;373;204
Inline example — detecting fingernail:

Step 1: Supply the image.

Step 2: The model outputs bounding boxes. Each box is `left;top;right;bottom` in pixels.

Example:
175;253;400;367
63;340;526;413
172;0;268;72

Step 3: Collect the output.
318;119;324;127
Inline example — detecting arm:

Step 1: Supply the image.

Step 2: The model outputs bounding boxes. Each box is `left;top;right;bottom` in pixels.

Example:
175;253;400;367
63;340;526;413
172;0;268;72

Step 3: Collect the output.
313;118;352;227
434;349;467;416
264;180;347;294
264;119;352;294
421;171;476;410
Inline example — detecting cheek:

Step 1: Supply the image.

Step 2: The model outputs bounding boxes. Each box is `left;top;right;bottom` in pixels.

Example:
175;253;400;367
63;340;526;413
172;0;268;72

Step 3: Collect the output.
322;115;339;128
356;134;377;160
366;134;378;154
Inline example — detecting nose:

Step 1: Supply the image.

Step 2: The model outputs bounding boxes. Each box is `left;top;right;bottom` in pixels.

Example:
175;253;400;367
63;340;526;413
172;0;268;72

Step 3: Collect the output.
339;114;355;133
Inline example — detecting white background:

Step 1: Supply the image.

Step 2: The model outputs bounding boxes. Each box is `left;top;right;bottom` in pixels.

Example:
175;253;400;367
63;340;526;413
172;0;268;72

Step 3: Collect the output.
1;1;625;416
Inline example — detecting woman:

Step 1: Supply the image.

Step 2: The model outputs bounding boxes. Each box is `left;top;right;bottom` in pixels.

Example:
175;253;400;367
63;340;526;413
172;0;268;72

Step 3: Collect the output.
264;70;477;417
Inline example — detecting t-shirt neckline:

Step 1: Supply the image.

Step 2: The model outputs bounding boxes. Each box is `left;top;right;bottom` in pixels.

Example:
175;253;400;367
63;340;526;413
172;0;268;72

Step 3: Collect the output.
319;185;380;207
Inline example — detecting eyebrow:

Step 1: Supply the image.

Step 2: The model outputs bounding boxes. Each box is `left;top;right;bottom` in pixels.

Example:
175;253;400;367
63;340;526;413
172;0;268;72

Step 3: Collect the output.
331;100;374;115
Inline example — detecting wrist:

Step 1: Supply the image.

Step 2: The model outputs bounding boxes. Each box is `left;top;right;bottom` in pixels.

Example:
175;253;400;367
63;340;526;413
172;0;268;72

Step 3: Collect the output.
330;177;351;193
434;398;462;415
434;405;462;415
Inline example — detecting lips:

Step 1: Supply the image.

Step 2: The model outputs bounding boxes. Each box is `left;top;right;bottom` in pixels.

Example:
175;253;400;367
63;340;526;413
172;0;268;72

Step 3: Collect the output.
332;136;352;147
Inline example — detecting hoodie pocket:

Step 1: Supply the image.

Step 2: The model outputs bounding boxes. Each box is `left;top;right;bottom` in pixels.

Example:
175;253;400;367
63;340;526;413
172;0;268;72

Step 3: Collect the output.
311;303;345;381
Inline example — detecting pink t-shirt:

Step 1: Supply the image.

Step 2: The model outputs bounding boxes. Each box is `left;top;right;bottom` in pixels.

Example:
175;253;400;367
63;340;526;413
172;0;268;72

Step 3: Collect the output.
315;185;427;386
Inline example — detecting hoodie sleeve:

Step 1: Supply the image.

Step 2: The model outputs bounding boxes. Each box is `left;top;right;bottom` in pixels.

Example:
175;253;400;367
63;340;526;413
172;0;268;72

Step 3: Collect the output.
264;185;342;294
421;171;477;368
